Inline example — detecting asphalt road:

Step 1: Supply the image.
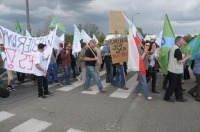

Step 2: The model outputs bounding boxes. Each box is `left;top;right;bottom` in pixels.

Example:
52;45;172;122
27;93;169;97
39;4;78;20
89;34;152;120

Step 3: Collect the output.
0;71;199;132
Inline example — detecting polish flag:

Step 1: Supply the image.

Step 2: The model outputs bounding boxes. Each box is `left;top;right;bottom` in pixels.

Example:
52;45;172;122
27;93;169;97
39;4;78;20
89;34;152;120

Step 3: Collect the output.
123;13;146;74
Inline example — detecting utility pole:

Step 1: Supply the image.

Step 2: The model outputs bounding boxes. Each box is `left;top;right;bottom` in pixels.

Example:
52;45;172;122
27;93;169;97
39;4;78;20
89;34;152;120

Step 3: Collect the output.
132;13;140;23
26;0;31;34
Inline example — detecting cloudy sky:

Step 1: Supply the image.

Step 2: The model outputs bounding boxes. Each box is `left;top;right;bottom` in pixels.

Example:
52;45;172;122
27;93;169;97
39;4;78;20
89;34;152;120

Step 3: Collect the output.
0;0;200;36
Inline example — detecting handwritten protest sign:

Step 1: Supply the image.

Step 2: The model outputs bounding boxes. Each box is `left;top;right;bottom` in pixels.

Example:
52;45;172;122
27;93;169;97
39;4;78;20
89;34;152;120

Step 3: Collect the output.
0;26;57;74
108;37;128;64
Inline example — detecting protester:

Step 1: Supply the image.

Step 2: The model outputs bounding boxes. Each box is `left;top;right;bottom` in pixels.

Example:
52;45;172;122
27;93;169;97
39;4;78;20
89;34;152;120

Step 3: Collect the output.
46;49;59;84
188;50;200;102
34;43;53;99
60;43;72;86
95;47;102;79
135;41;152;100
69;43;77;78
114;62;129;90
76;42;87;82
56;43;64;70
149;42;159;93
104;41;114;84
164;36;191;102
84;40;106;93
0;41;15;91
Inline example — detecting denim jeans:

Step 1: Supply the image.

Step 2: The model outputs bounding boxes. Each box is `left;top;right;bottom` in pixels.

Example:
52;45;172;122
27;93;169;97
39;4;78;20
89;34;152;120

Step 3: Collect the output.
60;65;71;84
47;63;58;82
84;66;103;91
135;71;150;97
114;64;125;88
105;59;114;84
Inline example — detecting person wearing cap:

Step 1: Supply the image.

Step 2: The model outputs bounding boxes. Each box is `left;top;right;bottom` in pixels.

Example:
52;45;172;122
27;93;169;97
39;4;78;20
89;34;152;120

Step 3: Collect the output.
0;39;15;91
34;43;53;99
84;40;106;93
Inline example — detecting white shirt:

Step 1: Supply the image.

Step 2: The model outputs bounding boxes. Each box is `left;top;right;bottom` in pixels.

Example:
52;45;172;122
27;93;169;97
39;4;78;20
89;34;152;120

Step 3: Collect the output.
34;51;47;76
150;50;158;67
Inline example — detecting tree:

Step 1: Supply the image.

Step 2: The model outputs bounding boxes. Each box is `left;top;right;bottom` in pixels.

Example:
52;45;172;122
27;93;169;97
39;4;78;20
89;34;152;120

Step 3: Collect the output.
97;32;106;44
65;34;74;43
184;34;192;43
77;23;101;37
43;15;53;35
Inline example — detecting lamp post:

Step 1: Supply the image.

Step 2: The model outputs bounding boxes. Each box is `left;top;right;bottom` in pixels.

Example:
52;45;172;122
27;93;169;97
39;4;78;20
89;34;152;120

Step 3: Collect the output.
26;0;31;34
132;12;140;23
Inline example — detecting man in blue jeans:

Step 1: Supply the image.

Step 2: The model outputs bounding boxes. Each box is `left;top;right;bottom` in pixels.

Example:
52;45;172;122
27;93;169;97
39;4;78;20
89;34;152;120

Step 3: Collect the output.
47;51;59;84
84;40;106;93
114;62;128;90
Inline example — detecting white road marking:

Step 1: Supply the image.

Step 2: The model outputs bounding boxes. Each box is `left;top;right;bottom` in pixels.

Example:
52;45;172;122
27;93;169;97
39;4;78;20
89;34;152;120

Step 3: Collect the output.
0;111;15;122
67;128;86;132
110;74;137;99
10;118;52;132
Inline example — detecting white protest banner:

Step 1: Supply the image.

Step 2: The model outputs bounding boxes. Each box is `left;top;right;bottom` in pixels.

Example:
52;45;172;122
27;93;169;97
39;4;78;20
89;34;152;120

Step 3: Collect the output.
53;35;63;49
72;24;82;54
0;26;57;74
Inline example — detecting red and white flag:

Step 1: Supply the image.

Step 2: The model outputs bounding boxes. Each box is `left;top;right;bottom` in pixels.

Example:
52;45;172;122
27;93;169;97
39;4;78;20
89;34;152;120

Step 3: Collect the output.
123;12;146;74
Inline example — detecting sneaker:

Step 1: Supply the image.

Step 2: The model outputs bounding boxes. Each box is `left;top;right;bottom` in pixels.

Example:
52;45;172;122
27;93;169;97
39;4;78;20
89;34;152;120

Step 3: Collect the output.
7;87;12;91
44;92;54;96
54;80;59;83
121;86;129;90
137;92;142;96
146;96;153;100
176;98;188;102
100;89;106;93
76;77;81;81
48;81;53;85
38;95;46;99
11;86;16;91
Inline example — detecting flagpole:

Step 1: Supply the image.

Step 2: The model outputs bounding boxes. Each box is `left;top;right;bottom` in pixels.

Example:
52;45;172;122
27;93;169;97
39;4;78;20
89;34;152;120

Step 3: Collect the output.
26;0;31;34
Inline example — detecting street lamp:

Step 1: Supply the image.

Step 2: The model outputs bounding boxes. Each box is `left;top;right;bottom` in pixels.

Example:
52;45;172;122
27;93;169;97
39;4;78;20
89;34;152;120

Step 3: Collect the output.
26;0;31;34
132;12;140;23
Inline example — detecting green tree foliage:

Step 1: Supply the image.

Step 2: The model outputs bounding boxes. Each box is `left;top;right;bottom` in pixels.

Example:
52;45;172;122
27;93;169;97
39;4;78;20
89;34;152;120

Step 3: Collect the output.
97;32;106;43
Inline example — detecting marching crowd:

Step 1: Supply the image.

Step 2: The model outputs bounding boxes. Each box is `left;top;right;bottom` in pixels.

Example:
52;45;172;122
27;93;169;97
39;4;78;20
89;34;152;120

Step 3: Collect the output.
0;36;200;102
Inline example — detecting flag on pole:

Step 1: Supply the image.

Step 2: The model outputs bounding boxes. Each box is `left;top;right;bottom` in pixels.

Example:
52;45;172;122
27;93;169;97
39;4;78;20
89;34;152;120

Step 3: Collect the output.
72;25;82;54
122;13;141;47
15;20;22;34
93;34;99;43
155;31;163;47
26;30;32;37
123;13;146;74
81;30;92;44
159;14;175;75
49;16;66;33
182;34;200;64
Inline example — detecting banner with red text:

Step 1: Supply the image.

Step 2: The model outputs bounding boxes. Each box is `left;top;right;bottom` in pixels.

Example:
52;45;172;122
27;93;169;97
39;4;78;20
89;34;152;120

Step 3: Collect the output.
0;26;57;74
108;37;128;64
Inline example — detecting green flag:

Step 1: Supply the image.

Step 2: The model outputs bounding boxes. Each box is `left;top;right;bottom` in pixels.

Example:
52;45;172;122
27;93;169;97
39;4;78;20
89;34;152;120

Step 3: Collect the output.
49;16;66;33
15;20;22;34
159;14;175;75
182;35;200;65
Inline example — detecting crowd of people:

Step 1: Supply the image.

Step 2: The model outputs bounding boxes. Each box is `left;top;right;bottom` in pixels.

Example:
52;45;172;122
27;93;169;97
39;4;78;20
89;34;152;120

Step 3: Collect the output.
0;36;199;103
